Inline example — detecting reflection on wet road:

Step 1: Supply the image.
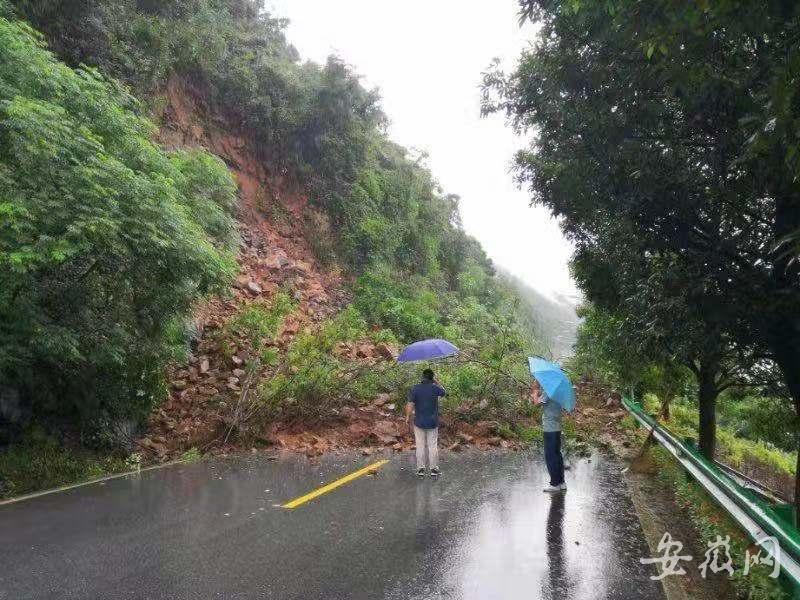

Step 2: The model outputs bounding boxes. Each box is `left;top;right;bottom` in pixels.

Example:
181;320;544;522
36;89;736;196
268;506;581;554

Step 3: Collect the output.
0;450;663;599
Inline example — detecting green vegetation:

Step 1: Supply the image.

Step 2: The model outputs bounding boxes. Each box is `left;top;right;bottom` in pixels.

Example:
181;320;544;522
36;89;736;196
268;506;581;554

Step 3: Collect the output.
642;395;795;482
497;269;578;361
652;446;786;600
248;293;539;424
0;428;130;498
6;0;383;202
4;0;508;325
486;0;800;516
0;14;237;440
720;395;797;455
614;403;788;598
570;299;799;498
0;1;540;448
0;0;554;499
258;307;386;421
225;292;296;348
179;447;201;463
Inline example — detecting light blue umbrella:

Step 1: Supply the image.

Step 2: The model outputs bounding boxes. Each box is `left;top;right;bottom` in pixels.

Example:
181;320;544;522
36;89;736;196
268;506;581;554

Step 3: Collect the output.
528;357;576;412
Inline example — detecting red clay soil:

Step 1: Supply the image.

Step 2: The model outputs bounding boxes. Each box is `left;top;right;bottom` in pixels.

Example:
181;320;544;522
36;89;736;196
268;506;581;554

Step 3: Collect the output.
134;77;529;463
137;76;350;461
244;400;522;460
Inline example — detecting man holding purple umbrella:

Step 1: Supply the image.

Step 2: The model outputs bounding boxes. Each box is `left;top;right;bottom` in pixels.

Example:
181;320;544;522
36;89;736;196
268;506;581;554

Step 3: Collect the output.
397;339;458;478
405;368;446;478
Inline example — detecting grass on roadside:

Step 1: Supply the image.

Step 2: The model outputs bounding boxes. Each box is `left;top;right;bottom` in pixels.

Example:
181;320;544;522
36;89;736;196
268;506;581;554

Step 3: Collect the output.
0;436;206;501
617;400;791;598
0;431;130;500
651;446;789;600
642;395;795;479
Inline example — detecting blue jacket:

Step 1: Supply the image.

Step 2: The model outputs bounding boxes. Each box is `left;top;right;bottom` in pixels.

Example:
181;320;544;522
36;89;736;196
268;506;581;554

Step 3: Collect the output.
409;380;446;429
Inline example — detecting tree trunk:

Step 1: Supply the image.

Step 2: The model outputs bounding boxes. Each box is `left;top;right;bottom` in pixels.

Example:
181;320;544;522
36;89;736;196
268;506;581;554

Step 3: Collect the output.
769;334;800;523
796;450;800;527
697;360;719;461
771;190;800;522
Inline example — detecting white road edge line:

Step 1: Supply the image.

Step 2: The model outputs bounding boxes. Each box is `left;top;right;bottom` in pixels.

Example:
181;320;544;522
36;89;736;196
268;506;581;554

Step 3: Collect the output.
0;459;188;507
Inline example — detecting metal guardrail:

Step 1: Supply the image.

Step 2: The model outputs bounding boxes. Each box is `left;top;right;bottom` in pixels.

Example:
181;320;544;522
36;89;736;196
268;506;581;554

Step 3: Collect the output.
622;397;800;590
714;460;787;505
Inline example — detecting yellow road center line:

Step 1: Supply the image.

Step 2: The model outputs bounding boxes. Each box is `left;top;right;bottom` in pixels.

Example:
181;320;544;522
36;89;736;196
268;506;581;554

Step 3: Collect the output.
282;459;389;509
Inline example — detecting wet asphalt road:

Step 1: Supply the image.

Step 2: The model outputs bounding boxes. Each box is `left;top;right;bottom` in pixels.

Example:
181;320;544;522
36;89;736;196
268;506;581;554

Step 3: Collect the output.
0;450;663;600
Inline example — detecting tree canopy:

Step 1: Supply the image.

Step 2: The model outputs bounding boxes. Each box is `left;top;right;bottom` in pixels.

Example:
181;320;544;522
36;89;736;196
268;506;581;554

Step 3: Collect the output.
484;0;800;478
0;15;238;427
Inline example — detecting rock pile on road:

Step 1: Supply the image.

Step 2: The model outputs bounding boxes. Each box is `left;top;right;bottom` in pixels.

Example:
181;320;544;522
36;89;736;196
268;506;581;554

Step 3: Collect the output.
137;77;529;464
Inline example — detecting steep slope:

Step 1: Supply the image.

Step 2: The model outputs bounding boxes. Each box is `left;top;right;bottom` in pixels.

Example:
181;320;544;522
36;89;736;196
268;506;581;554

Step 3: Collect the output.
2;2;540;480
138;76;376;458
497;269;579;360
135;77;523;460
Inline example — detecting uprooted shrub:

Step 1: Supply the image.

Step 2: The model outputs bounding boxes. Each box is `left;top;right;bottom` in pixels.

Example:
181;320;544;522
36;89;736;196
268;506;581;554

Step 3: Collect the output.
224;291;297;350
254;307;398;422
248;295;537;427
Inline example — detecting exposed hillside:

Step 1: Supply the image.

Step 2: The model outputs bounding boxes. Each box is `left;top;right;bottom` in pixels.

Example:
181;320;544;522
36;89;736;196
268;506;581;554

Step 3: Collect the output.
0;1;548;490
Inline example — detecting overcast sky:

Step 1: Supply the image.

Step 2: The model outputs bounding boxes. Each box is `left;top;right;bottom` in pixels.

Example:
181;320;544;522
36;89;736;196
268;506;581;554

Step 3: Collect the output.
267;0;578;301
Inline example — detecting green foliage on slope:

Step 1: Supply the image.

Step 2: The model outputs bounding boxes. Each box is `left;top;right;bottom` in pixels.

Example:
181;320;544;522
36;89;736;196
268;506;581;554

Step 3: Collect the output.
0;423;134;498
0;0;555;461
7;1;494;293
8;0;384;198
652;445;787;600
496;269;578;360
0;14;238;434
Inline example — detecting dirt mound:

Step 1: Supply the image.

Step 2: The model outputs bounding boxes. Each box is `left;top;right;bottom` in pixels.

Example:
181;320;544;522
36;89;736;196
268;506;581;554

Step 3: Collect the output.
134;77;530;464
215;406;523;460
138;76;350;461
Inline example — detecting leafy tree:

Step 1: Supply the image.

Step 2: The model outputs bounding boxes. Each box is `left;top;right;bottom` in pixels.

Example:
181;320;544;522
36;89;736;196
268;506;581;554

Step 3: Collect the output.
573;230;774;457
485;0;800;511
2;0;553;453
486;2;798;446
296;57;385;200
0;15;236;434
353;264;443;342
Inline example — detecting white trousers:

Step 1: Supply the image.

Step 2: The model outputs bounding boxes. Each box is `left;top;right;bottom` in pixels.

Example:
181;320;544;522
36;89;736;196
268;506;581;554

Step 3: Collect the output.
414;426;439;469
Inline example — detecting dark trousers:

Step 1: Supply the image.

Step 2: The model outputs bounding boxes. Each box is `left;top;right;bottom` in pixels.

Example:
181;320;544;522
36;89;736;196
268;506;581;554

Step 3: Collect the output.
543;431;564;486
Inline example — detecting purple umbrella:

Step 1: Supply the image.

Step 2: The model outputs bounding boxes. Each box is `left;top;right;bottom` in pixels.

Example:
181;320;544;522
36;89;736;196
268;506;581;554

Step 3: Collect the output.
397;338;459;363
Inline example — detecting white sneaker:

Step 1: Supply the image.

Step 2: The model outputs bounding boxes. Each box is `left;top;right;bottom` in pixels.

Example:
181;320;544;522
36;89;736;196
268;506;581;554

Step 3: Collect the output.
543;485;561;493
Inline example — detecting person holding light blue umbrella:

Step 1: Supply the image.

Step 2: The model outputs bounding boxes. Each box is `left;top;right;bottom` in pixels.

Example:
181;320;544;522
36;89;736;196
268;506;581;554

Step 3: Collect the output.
528;357;576;493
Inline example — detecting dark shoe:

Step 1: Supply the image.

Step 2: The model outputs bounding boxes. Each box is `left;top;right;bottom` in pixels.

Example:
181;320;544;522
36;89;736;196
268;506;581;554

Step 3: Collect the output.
416;468;426;478
430;467;441;477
